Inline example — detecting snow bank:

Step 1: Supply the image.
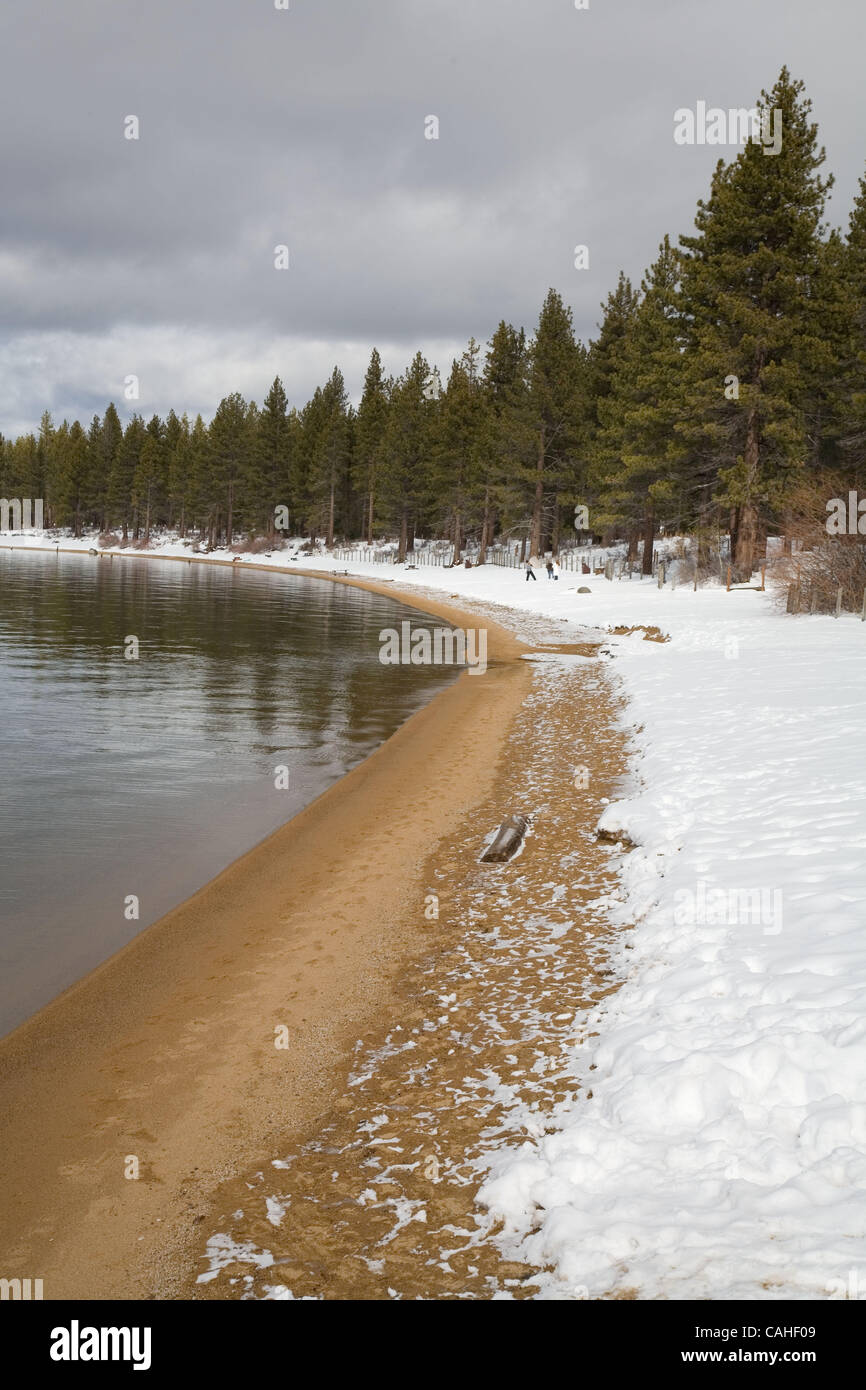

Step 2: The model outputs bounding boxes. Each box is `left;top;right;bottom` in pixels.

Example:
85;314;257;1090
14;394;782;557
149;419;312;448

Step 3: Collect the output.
477;604;866;1299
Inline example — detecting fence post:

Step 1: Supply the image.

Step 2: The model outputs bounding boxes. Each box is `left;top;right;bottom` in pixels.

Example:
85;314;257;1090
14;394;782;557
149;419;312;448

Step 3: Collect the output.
835;586;843;618
861;587;866;622
726;564;731;592
658;562;665;589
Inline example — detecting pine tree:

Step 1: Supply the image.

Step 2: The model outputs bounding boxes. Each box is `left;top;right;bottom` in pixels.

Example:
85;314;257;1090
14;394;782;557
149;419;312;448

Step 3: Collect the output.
431;339;486;559
586;272;640;539
678;67;833;579
0;431;39;505
596;236;688;571
833;171;866;479
587;272;640;415
257;377;293;539
107;416;144;541
36;412;56;524
187;414;211;540
208;393;252;546
309;368;349;547
87;403;122;531
380;352;435;561
132;419;167;543
528;289;584;558
353;349;389;544
167;413;192;535
481;321;534;556
49;421;89;534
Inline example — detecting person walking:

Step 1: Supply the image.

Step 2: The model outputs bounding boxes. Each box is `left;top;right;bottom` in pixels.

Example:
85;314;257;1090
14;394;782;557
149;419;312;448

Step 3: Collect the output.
525;559;537;582
546;559;554;579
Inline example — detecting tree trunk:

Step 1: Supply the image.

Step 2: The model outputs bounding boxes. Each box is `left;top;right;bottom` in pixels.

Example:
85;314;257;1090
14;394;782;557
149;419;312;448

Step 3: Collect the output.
732;408;760;581
530;430;545;559
226;482;234;546
327;476;335;548
550;500;560;557
733;503;759;582
479;488;491;564
366;491;374;545
398;508;408;563
641;508;655;575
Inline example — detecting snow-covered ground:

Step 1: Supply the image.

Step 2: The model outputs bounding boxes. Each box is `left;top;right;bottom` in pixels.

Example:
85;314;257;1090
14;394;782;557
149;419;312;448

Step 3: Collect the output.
8;532;866;1300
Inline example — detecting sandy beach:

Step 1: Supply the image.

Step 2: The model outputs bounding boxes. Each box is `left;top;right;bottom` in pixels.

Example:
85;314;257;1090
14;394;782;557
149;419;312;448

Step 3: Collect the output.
0;560;540;1299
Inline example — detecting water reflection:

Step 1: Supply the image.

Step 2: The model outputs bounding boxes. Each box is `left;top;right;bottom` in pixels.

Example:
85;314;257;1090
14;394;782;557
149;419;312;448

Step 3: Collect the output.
0;551;457;1036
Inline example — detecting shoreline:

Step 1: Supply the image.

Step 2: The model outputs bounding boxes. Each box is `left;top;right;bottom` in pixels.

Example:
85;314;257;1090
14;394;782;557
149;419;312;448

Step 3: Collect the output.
0;548;536;1299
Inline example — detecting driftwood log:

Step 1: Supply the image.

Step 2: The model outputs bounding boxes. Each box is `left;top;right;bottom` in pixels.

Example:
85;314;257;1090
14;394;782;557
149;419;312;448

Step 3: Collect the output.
481;813;528;863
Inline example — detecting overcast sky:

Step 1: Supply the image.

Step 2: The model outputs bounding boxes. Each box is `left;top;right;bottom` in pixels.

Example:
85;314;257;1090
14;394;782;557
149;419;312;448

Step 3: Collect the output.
1;0;864;436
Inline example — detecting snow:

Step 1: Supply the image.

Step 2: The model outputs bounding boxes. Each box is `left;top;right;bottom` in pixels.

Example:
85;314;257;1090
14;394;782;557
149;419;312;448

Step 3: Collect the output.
9;531;866;1299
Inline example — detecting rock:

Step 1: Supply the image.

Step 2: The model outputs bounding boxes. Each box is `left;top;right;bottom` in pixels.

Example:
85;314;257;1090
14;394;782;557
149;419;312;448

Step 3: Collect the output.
578;586;592;594
481;813;529;863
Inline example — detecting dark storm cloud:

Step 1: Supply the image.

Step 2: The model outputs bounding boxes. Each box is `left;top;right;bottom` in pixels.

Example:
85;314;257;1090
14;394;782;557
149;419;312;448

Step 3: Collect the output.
1;0;864;432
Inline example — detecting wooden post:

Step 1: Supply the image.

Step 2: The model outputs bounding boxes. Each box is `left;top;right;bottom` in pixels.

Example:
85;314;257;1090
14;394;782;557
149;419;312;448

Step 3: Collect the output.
835;585;843;618
726;564;731;592
658;562;665;589
861;587;866;622
760;564;766;592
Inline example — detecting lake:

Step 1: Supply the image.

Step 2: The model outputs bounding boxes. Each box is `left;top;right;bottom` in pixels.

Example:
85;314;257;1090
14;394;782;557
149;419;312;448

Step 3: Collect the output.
0;551;458;1036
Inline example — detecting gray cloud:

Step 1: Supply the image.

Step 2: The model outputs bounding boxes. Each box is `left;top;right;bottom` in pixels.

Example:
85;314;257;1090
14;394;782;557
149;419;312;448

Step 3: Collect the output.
1;0;864;433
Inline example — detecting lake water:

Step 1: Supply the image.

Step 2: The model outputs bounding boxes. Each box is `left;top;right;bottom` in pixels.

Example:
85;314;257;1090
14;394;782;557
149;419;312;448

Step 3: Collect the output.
0;551;458;1037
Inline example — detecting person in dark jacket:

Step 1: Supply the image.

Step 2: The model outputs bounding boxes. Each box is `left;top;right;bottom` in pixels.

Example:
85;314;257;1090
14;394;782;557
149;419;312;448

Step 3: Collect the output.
525;560;537;582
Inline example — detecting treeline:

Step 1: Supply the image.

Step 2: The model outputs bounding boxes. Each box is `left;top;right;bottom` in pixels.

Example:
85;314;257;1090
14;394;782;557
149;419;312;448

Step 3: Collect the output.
2;69;865;580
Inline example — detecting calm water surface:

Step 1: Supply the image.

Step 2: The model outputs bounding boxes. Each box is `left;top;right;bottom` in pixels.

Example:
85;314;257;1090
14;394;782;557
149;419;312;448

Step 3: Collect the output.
0;551;458;1036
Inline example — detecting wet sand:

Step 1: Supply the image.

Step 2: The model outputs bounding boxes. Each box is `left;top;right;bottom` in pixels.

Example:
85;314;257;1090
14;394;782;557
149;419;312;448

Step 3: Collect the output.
190;644;629;1300
0;560;535;1299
